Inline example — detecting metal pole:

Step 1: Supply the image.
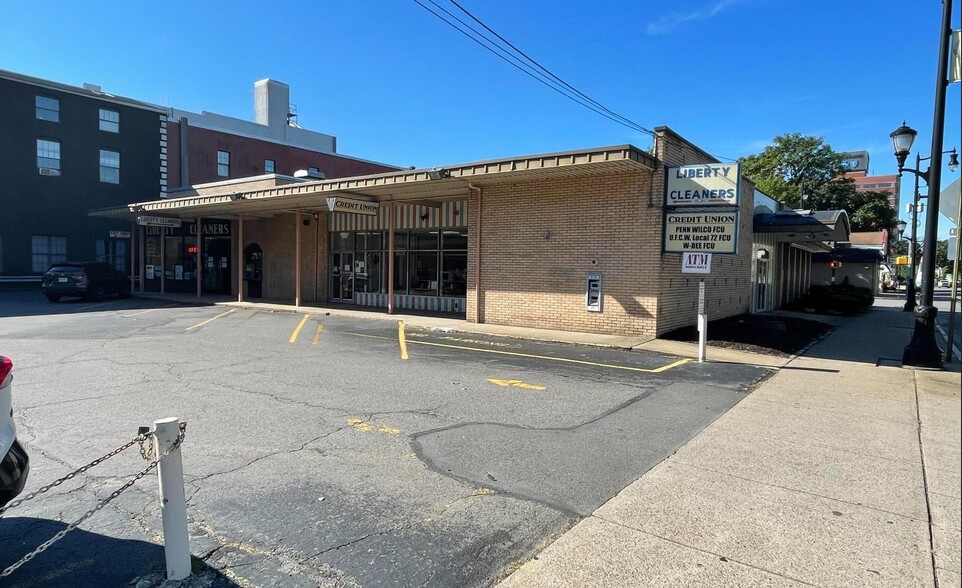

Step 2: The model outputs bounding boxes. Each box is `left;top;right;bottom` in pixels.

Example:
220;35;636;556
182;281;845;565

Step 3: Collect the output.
905;153;921;311
139;225;146;293
153;417;190;581
387;202;395;314
160;228;166;295
903;0;953;369
697;280;707;363
196;217;202;298
237;215;244;303
295;210;302;307
129;220;136;294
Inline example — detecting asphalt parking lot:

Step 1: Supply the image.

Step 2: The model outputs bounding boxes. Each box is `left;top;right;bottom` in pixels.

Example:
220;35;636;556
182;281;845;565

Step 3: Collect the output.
0;291;771;587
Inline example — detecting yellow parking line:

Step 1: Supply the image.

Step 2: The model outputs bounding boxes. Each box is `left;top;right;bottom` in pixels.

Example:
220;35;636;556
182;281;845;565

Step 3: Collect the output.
289;314;310;344
185;308;236;332
122;303;178;318
398;320;409;360
312;323;324;345
345;333;690;373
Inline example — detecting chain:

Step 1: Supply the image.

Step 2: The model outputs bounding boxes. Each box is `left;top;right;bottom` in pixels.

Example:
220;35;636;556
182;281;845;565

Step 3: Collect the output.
0;435;145;517
0;422;187;579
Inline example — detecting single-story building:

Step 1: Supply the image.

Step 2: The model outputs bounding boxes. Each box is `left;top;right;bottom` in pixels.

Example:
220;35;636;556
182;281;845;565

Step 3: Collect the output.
92;127;848;339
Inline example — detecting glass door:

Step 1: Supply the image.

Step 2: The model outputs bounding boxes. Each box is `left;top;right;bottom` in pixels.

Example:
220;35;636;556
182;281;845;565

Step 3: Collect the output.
330;252;355;301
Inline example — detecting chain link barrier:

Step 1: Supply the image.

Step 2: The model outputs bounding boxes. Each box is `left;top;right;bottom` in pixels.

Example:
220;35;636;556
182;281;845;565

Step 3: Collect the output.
0;422;187;579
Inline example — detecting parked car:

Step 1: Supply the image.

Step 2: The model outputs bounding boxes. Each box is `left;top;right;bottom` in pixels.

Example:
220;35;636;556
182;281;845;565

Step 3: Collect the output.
1;355;29;508
41;262;132;302
939;278;950;288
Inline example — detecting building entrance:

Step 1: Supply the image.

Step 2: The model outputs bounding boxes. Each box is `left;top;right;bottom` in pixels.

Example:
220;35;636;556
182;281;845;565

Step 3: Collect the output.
331;252;354;301
203;237;231;295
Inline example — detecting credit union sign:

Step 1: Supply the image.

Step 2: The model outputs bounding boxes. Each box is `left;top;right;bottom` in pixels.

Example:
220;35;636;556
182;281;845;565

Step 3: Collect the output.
664;211;739;254
326;197;380;216
665;163;740;207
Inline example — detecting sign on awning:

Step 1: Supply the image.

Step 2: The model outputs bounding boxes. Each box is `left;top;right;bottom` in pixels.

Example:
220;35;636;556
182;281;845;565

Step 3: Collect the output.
664;211;739;254
665;163;740;207
109;230;131;238
326;197;379;216
137;215;181;228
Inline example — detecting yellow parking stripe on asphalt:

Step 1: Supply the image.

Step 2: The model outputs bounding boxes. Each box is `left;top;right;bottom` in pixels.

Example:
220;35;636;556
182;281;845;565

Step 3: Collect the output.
397;320;409;360
344;332;690;373
122;303;179;318
289;314;310;344
185;308;237;332
312;323;325;345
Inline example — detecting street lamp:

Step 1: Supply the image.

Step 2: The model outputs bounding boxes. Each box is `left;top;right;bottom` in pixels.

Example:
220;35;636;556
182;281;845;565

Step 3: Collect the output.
899;146;958;312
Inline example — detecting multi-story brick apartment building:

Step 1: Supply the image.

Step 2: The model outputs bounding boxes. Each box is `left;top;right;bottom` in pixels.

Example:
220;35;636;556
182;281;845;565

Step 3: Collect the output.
0;69;398;289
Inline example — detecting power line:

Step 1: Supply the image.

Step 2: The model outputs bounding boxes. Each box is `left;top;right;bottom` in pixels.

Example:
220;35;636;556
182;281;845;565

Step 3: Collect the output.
448;0;653;135
411;0;653;136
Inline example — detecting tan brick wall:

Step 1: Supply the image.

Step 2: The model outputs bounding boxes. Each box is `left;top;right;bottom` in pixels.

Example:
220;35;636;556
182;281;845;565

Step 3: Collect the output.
654;130;755;336
467;171;661;337
235;212;327;302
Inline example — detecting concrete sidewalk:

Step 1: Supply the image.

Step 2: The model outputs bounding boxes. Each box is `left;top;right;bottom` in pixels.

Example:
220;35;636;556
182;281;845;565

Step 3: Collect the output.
499;298;962;588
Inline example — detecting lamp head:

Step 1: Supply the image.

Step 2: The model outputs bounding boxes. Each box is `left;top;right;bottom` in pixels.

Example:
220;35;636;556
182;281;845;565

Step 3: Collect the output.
948;149;959;173
896;219;907;236
889;122;917;170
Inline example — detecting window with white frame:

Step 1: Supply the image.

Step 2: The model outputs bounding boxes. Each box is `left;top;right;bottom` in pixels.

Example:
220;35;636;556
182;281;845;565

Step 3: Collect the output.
264;159;275;173
217;151;230;177
99;108;119;133
36;95;60;122
31;235;67;272
37;139;61;175
100;149;120;184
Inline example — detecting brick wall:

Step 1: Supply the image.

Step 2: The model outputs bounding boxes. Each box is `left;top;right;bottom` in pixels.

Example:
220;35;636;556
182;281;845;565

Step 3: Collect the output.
467;170;661;337
235;212;327;302
654;129;755;336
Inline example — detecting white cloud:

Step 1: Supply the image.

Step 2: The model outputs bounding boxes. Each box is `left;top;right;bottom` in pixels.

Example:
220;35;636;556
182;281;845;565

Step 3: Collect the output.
646;0;744;35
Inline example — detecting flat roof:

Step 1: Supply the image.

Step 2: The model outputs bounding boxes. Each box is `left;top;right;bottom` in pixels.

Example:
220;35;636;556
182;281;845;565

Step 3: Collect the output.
91;144;658;220
1;68;168;114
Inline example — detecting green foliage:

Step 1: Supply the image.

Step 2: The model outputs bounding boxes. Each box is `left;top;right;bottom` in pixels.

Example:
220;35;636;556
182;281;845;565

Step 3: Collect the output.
740;134;898;235
739;133;845;206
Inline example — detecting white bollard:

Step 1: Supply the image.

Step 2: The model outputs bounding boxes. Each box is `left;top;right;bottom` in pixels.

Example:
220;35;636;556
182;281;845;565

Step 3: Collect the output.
697;313;707;363
154;417;191;580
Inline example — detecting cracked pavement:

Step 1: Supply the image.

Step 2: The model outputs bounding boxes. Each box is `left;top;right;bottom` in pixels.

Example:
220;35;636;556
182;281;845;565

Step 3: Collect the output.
0;292;770;587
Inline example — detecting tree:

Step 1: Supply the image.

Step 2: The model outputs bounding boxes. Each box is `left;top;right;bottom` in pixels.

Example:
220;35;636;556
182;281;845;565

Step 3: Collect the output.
740;134;898;235
739;133;845;207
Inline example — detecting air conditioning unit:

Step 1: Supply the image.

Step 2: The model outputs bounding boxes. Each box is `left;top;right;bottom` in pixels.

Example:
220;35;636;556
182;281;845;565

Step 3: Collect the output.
38;167;61;176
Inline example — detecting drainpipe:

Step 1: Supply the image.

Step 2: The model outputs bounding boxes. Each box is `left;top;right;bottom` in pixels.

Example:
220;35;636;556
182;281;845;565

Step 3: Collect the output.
468;183;482;323
388;200;395;314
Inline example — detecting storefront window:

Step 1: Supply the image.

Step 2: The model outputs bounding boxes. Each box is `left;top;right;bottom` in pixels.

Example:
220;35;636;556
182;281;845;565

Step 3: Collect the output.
442;253;467;296
331;232;352;252
409;252;438;295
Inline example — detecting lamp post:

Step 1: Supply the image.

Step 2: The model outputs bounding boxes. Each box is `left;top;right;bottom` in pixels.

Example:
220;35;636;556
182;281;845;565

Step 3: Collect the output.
903;149;959;312
895;219;908;292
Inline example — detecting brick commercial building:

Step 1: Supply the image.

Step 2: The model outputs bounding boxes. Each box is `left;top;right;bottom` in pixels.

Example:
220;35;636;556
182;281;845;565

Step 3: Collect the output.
93;128;848;338
840;150;901;209
0;69;396;288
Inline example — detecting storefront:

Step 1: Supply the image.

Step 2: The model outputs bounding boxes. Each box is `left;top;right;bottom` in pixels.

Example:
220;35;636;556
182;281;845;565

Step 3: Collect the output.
143;220;232;294
91;127;849;339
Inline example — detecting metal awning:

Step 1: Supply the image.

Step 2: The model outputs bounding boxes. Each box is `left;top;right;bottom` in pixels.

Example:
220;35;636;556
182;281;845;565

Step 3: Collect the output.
754;209;850;244
91;144;657;221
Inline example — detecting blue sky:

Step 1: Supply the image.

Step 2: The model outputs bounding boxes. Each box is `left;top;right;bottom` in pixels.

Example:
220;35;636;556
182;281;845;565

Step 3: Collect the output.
2;0;960;237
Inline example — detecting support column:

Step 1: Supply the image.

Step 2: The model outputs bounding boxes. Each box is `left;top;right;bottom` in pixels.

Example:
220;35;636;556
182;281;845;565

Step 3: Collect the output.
295;210;302;307
387;202;395;314
196;217;202;298
237;215;244;303
160;228;166;295
139;225;146;293
129;220;136;293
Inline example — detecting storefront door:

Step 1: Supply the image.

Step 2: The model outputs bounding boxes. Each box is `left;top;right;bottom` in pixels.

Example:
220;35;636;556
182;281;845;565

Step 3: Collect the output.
203;238;231;295
331;252;354;302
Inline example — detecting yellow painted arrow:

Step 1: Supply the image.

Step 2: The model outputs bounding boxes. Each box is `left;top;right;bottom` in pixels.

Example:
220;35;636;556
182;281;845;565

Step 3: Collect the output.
487;379;546;391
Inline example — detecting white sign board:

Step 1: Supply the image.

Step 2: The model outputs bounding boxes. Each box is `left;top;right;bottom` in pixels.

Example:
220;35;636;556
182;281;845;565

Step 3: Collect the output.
137;215;182;228
664;211;739;254
949;236;958;261
698;281;706;315
682;252;713;274
665;163;740;207
109;230;131;238
326;197;380;216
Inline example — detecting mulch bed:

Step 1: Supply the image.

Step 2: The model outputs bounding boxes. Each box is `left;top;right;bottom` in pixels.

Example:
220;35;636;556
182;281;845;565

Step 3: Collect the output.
660;313;833;357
